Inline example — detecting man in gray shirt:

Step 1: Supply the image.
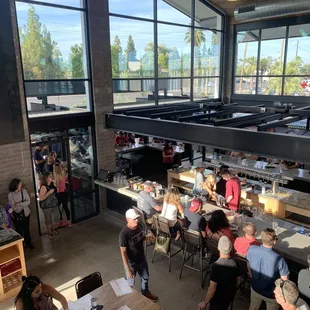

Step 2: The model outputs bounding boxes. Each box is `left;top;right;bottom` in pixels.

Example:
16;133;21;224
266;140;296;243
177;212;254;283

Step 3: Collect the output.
137;181;162;224
298;255;310;301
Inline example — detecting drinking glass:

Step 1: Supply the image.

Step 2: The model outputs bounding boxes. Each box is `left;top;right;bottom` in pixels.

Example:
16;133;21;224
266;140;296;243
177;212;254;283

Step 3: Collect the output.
272;221;279;233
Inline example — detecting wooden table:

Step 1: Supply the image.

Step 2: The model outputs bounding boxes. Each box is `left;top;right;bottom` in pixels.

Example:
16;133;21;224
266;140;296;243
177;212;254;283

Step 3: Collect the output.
90;282;162;310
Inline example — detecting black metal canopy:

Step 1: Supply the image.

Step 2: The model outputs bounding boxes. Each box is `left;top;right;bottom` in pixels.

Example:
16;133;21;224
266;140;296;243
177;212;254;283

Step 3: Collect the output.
107;102;310;163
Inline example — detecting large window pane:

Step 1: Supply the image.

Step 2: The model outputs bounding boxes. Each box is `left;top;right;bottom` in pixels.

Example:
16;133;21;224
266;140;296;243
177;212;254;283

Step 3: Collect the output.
284;77;310;96
193;78;220;100
258;77;283;95
234;77;255;95
194;29;221;76
110;17;154;78
286;24;310;76
109;0;153;19
29;0;84;8
158;79;190;103
158;24;191;77
113;79;155;105
157;0;191;25
25;81;91;117
260;27;286;76
195;0;222;30
16;2;87;80
235;30;258;77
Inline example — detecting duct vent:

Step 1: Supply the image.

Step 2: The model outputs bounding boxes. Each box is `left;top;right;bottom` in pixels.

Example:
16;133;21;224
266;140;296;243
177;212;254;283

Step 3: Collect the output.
238;5;256;14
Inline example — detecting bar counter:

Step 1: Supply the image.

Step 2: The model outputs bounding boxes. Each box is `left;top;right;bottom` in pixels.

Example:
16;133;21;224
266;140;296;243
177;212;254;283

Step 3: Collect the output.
96;180;310;267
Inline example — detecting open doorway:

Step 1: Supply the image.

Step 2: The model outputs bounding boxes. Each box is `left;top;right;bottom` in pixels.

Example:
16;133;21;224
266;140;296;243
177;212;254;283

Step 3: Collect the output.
30;127;98;235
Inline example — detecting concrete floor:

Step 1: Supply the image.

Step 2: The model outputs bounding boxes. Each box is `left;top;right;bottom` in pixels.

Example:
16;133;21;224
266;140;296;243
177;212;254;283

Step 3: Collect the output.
1;211;249;310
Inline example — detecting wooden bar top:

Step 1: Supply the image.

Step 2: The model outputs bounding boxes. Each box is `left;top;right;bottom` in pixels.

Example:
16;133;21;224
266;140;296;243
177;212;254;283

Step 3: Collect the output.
91;282;162;310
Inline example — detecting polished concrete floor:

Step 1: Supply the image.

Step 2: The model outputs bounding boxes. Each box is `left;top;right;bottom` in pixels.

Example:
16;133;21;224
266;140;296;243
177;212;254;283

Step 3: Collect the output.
2;211;249;310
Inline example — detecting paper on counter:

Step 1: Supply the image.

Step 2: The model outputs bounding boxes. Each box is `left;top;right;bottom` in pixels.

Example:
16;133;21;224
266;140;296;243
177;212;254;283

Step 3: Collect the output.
110;277;132;297
118;306;131;310
67;294;92;310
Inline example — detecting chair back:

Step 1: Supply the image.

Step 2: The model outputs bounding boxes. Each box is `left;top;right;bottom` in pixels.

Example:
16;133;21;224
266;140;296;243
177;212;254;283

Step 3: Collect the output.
234;254;249;278
154;215;171;236
183;229;202;247
205;236;219;258
75;272;103;299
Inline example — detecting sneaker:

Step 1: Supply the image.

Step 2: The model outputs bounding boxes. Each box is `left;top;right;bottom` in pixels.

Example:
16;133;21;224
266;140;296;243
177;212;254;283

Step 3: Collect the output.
144;292;158;302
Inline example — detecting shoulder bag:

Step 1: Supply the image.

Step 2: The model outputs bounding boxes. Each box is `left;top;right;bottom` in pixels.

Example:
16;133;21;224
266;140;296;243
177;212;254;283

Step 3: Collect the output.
154;208;171;254
12;190;25;221
40;186;58;209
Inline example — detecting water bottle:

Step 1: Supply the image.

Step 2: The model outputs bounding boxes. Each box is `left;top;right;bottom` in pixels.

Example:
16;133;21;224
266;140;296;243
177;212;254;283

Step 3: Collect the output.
261;184;266;195
300;226;305;234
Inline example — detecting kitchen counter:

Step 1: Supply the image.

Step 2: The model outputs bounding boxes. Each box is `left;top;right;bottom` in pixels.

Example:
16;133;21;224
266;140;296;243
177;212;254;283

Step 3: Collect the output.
115;143;185;154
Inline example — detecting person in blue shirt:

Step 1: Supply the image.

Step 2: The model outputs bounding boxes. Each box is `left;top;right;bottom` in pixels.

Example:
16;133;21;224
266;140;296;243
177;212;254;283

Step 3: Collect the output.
247;228;289;310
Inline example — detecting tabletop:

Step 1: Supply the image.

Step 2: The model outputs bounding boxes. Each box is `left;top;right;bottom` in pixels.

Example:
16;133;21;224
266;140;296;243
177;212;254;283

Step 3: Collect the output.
90;282;162;310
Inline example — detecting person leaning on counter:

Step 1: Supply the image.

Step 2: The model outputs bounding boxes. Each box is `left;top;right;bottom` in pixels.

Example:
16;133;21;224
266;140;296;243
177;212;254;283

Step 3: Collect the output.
137;181;162;224
193;162;207;195
203;174;218;201
220;168;241;212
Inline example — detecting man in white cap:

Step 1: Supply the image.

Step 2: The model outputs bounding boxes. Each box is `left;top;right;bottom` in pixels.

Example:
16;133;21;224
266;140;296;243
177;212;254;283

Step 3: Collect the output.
198;236;240;310
119;209;158;301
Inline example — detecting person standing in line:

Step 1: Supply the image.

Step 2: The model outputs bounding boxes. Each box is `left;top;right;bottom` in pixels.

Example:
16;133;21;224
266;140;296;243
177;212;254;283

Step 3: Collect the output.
193;162;206;195
8;179;34;249
39;173;59;240
119;209;158;301
247;228;290;310
54;164;71;227
274;279;310;310
198;236;240;310
220;168;241;212
33;144;47;175
234;223;260;256
162;141;174;175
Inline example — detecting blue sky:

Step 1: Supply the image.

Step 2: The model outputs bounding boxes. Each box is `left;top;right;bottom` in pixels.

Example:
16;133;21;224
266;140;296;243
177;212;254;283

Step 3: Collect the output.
15;0;219;60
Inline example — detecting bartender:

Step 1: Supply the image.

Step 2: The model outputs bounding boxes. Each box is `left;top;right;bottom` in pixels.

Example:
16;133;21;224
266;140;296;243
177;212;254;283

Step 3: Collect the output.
220;167;241;212
193;162;206;195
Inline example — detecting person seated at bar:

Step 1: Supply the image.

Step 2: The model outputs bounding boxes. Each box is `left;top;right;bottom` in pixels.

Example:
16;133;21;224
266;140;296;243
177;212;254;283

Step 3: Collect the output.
206;210;234;244
184;198;206;238
216;165;229;198
162;141;174;174
198;236;240;310
203;173;218;201
137;181;162;224
220;167;241;212
15;275;68;310
193;162;206;195
298;255;310;303
161;187;183;240
274;279;310;310
234;223;260;256
247;228;289;310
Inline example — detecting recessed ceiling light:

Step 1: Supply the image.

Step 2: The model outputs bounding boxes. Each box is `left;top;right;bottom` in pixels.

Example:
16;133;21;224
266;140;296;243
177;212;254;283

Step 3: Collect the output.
227;0;239;2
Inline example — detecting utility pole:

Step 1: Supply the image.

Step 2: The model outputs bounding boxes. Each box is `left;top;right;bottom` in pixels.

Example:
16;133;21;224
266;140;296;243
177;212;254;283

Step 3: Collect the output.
239;42;248;93
296;40;299;58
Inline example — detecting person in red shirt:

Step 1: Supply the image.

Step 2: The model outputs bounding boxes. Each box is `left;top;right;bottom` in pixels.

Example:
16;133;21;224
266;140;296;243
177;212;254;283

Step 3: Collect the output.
221;168;241;212
115;132;128;146
234;223;260;256
162;141;174;176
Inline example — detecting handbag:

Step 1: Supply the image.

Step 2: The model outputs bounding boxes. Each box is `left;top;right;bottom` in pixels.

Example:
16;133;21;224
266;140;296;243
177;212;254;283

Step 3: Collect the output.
12;190;26;221
40;186;58;209
154;233;171;254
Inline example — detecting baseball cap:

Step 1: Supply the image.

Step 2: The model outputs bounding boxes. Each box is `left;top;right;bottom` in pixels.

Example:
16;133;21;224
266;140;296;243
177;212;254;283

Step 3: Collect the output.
218;236;232;255
189;198;203;212
125;209;140;220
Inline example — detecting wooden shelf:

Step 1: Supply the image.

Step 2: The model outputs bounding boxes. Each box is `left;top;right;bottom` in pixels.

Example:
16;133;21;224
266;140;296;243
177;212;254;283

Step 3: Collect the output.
0;247;20;265
4;280;22;294
2;268;22;279
172;183;193;192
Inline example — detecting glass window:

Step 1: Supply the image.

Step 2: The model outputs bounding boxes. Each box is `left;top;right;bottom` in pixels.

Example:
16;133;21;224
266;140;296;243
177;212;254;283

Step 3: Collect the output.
258;76;282;96
157;0;191;25
195;0;222;30
110;17;154;78
283;77;308;96
260;27;286;75
109;0;153;19
16;2;88;80
29;0;84;8
193;77;220;99
25;81;91;117
158;24;191;77
194;29;221;77
158;79;190;103
234;77;255;95
235;30;258;76
113;79;155;105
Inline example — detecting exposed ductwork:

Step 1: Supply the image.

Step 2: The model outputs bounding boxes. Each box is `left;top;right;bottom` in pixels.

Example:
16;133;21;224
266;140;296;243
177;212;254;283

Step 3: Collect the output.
234;0;310;22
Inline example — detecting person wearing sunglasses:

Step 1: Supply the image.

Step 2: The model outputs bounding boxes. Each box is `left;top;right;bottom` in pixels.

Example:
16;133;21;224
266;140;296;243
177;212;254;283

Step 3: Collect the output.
247;228;290;310
274;279;310;310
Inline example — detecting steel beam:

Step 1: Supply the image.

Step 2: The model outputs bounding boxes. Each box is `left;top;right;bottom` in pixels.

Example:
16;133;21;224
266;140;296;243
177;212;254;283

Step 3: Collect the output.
105;113;310;164
257;116;304;131
124;104;195;116
149;108;203;119
179;110;228;122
